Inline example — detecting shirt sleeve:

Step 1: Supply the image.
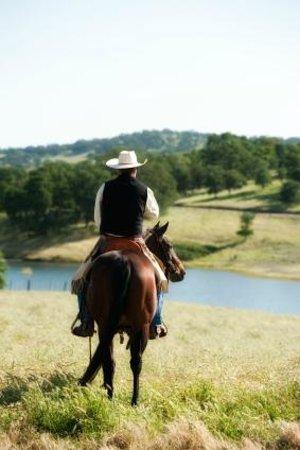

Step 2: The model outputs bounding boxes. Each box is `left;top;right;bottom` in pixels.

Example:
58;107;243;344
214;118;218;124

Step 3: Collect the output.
144;187;159;220
94;183;105;229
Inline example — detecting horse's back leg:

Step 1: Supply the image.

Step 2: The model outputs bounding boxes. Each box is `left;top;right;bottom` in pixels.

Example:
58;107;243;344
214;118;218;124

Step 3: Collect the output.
130;325;148;406
101;332;115;399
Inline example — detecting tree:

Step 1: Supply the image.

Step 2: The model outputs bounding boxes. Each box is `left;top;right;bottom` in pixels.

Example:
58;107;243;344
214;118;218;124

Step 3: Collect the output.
24;172;52;215
165;154;191;194
236;212;255;238
36;162;81;231
188;150;206;190
72;161;109;224
0;167;27;211
20;172;53;233
40;162;75;211
0;252;6;289
280;180;300;205
202;133;253;178
254;163;271;188
251;137;279;170
205;166;225;196
3;187;26;221
140;159;178;213
284;144;300;181
224;170;246;192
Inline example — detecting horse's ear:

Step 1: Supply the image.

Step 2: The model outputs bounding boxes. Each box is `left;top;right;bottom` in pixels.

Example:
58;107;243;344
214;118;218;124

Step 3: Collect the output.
157;221;169;236
153;221;160;231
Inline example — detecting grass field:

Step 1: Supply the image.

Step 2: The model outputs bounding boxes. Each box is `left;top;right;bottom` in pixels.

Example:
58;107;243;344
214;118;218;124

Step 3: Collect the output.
0;291;299;449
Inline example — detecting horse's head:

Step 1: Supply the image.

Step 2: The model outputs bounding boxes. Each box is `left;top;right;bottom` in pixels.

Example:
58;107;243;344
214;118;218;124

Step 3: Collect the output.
144;222;186;282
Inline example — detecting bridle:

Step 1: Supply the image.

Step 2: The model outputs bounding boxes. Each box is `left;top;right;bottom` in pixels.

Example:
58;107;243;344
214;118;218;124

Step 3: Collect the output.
144;229;177;278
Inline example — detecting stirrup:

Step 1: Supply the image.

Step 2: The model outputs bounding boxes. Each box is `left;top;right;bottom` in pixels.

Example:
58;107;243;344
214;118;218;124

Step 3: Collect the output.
72;323;95;337
149;323;168;340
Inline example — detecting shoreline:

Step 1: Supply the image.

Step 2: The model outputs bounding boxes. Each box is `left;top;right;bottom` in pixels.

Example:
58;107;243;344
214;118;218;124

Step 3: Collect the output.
6;256;300;282
1;290;299;317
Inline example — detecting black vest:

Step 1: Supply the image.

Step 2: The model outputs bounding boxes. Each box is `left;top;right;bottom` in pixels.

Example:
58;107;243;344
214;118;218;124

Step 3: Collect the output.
100;173;147;237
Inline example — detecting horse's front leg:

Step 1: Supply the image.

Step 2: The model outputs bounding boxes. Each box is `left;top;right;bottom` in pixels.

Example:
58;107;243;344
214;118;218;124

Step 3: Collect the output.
130;326;148;406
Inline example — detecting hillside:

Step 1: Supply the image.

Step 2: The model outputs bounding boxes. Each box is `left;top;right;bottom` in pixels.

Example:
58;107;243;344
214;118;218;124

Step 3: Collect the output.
1;199;299;280
0;129;207;167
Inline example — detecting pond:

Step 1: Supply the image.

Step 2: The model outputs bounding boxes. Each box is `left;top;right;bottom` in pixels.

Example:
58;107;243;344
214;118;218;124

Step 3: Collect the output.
4;260;300;315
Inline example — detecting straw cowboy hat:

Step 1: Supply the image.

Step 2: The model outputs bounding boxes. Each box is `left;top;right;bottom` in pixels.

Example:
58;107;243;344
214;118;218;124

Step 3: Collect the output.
106;150;147;170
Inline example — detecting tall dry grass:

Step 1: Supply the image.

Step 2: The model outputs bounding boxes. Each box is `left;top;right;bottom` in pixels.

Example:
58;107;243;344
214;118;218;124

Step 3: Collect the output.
0;292;299;449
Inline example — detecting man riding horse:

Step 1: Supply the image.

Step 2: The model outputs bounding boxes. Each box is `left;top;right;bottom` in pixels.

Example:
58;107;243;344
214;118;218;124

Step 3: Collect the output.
71;150;172;339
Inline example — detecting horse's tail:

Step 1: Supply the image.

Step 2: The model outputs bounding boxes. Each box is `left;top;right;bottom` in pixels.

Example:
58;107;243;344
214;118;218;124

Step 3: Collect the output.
108;254;131;329
79;254;131;386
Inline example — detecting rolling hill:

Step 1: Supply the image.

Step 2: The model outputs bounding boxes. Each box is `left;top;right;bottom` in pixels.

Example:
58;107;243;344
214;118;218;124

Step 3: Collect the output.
0;129;208;167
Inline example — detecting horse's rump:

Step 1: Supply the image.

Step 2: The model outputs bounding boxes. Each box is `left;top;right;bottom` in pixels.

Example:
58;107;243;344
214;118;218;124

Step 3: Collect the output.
87;250;157;333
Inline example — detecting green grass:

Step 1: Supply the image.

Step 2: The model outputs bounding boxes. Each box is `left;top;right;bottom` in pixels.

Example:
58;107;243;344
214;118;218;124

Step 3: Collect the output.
176;180;300;213
174;241;221;261
165;207;300;280
0;292;299;449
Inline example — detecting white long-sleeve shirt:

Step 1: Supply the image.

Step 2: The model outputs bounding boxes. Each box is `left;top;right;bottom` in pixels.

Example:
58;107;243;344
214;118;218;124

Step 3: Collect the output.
94;183;159;230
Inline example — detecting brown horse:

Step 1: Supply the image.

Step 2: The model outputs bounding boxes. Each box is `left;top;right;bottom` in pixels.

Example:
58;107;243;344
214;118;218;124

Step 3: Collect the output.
79;222;185;405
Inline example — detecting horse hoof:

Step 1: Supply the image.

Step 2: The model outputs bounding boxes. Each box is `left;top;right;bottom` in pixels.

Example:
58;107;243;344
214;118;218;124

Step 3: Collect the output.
78;378;87;387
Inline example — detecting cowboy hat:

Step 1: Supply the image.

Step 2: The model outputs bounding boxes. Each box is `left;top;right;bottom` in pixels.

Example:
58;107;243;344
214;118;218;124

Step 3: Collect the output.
106;150;147;169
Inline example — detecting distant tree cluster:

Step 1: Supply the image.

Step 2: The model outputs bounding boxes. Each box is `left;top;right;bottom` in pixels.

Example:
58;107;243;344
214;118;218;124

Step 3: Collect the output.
0;156;178;234
0;161;109;233
163;133;300;197
0;132;299;234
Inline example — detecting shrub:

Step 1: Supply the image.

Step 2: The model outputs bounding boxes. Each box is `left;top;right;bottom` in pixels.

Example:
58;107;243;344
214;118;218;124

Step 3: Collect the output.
236;212;255;238
174;242;218;261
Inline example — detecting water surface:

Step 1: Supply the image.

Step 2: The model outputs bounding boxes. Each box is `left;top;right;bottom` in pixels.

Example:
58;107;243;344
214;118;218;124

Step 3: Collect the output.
5;261;300;315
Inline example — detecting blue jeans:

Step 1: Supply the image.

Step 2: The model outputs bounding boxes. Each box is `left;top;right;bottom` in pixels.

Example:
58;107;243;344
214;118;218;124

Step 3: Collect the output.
151;292;164;327
77;291;93;325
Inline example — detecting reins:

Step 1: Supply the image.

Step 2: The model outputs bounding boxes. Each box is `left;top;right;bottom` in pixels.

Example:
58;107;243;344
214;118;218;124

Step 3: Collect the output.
71;313;92;363
144;229;170;278
88;336;92;363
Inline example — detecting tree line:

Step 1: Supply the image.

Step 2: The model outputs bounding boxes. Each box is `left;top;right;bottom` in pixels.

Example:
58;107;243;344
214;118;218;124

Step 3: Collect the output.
0;133;299;234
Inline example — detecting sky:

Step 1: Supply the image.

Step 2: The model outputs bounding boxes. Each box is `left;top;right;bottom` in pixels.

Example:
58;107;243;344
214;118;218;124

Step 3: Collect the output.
0;0;299;147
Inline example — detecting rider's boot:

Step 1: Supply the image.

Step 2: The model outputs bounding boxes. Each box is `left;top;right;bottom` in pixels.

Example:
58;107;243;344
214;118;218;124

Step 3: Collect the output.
72;320;94;337
149;323;168;340
71;291;95;337
149;291;168;339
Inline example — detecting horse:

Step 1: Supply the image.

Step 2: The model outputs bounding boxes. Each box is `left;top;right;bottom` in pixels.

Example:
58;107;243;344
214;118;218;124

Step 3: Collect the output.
78;221;186;405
